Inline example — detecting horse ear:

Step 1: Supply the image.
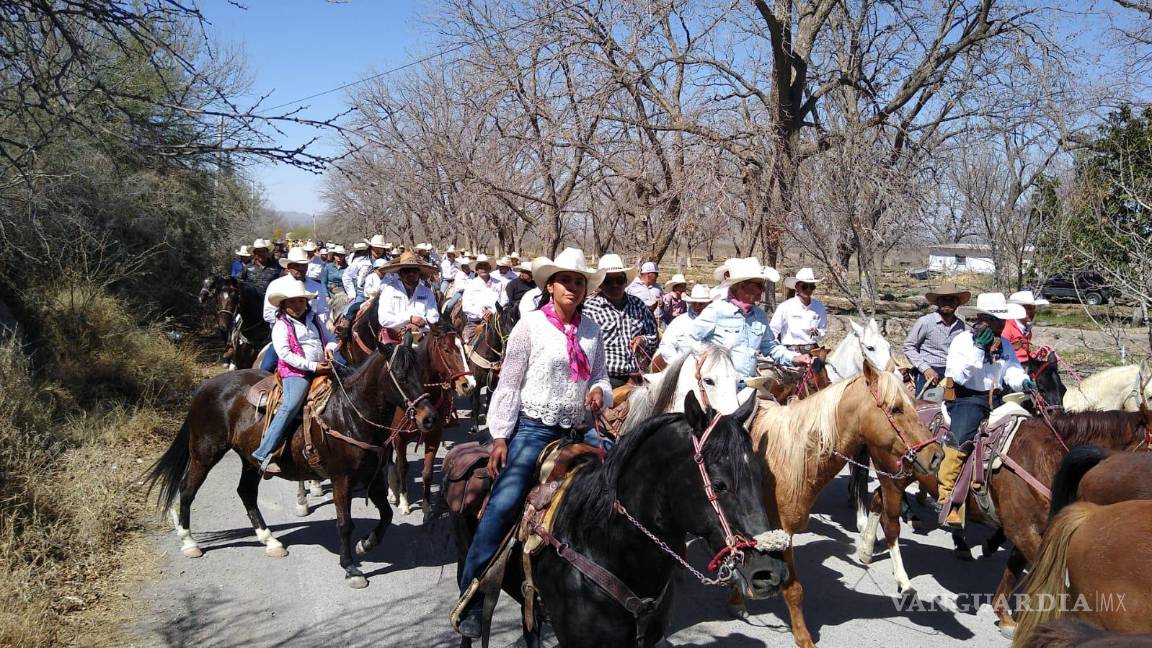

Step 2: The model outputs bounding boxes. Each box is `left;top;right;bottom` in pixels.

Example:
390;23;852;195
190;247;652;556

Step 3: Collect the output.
733;389;756;426
684;390;706;429
850;320;864;338
403;330;414;348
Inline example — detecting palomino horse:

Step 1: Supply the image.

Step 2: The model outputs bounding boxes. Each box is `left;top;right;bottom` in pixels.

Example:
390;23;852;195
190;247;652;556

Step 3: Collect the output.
855;408;1152;635
1013;499;1152;645
731;361;943;648
461;305;516;434
616;343;746;435
1063;364;1149;411
450;393;791;648
145;336;438;588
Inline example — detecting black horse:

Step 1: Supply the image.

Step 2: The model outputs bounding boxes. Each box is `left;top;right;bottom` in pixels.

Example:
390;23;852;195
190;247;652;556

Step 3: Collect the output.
227;281;271;370
450;392;789;647
459;303;517;435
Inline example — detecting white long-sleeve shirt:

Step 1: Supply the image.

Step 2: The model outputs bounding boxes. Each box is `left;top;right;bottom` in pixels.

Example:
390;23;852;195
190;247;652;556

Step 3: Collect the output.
658;311;699;363
306;257;325;281
440;258;460;281
462;276;501;321
518;287;542;319
342;255;372;297
271;312;338;372
945;331;1028;392
377;282;440;330
486;310;613;439
769;296;828;345
263;275;330;326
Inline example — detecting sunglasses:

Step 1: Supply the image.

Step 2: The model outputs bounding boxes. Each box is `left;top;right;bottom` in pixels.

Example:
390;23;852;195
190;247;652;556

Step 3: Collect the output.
602;275;628;286
795;282;815;290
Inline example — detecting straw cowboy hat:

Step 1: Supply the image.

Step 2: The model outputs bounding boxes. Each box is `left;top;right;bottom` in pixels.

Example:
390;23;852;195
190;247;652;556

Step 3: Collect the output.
784;267;822;289
1008;290;1050;307
351;242;369;252
383;250;436;275
533;247;605;292
235;244;252;257
267;280;317;307
596;253;639;281
684;284;712;303
279;247;312;268
302;240;318;253
366;234;389;249
663;274;688;291
252;238;271;250
957;292;1027;320
924;282;971;305
330;244;347;256
496;256;514;268
720;257;780;289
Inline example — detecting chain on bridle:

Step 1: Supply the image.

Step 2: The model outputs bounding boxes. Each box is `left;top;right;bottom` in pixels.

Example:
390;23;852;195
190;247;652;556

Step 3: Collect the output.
834;384;939;479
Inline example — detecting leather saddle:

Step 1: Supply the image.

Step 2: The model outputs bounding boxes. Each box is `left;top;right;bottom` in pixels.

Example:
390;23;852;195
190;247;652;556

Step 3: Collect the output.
943;400;1032;525
245;374;333;414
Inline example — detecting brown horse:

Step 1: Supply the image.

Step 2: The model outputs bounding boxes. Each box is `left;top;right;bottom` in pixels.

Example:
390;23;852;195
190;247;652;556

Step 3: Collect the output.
337;295;382;366
144;335;438;588
199;275;240;364
732;361;943;647
1013;499;1152;645
761;349;832;403
855;408;1152;635
460;304;515;435
385;325;476;519
1022;617;1152;648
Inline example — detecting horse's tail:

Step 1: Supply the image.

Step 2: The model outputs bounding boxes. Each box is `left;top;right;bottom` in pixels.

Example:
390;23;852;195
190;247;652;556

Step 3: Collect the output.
848;447;871;531
143;417;192;510
1048;445;1110;520
1024;617;1108;648
1012;502;1097;648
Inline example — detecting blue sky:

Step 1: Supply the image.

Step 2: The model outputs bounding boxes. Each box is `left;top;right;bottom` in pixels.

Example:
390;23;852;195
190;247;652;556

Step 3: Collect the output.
201;0;429;215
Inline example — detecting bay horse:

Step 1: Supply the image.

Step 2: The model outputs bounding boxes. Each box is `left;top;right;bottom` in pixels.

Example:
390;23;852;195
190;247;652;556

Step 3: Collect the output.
854;408;1152;635
198;275;239;365
732;360;943;648
450;393;791;648
1048;444;1152;514
1022;617;1152;648
461;304;516;434
144;335;438;588
228;281;270;370
1013;499;1152;645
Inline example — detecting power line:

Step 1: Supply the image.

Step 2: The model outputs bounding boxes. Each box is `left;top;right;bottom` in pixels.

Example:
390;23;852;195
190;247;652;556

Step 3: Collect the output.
265;1;582;112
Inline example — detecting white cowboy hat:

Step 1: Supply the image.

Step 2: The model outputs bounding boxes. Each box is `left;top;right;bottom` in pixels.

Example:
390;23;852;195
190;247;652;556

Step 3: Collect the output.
235;244;252;257
663;273;688;291
496;256;513;268
640;261;659;275
1008;290;1050;307
330;244;347;255
445;245;458;254
252;238;271;250
957;292;1027;320
351;242;369;252
371;258;388;270
514;260;534;273
472;254;493;269
533;247;605;291
267;280;317;307
596;254;639;282
317;248;328;256
720;257;781;289
302;240;318;253
509;250;521;259
366;234;388;249
458;256;473;267
784;267;823;289
416;242;433;252
712;260;732;282
529;256;551;273
279;247;312;268
684;284;712;303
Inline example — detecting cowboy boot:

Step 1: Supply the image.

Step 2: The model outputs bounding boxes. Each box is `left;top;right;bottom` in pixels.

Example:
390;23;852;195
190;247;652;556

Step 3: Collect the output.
937;446;967;529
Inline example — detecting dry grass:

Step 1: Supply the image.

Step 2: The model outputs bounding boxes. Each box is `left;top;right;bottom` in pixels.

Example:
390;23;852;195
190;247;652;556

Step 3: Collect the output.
0;286;196;647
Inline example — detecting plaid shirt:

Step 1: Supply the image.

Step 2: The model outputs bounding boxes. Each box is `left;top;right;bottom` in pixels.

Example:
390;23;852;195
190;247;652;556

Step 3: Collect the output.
582;293;658;376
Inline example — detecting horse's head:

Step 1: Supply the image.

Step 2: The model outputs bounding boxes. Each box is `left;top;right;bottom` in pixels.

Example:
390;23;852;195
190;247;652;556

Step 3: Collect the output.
426;325;476;396
852;318;894;373
672;392;789;599
381;333;438;433
198;276;216;305
1025;347;1066;410
851;360;943;476
680;344;743;415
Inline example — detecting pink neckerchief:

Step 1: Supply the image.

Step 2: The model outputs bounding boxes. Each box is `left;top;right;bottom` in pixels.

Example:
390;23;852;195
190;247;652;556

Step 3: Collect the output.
729;297;755;316
542;303;590;381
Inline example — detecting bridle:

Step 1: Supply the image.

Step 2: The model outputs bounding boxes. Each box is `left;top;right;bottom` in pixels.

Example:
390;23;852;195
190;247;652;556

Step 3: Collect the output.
427;329;473;389
613;413;790;587
834;383;938;479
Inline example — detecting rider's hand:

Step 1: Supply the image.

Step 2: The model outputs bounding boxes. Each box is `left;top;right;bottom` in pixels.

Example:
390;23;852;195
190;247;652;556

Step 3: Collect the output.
410;315;426;327
1021;378;1038;392
792;353;812;366
973;328;996;349
488;439;509;478
314;361;333;376
585;387;604;413
630;336;646;350
922;367;940;385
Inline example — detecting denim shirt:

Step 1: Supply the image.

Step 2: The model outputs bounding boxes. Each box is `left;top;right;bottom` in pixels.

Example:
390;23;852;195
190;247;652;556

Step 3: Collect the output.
690;300;796;378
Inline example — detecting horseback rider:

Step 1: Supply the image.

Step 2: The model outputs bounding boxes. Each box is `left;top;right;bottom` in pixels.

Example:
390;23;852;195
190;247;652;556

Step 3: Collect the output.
443;256;475;313
361;258;389;299
377;251;440;333
938;292;1038;529
494;256;517;288
657;283;712;364
323;245;347;298
341;242;372;320
231;245;251;278
259;247;330;372
1004;290;1050;363
499;259;536;309
691;257;811;382
771;267;828;354
367;234;390;264
461;255;501;343
583;254;658;387
517;256;551;319
238;238;281;297
439;245;460;294
252;280;336;475
902;282;970;394
303;241;325;281
454;246;612;639
626;260;663;317
659;273;689;326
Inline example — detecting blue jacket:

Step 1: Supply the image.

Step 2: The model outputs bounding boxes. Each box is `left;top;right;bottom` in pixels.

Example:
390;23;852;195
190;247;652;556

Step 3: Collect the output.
230;259;245;278
690;300;796;378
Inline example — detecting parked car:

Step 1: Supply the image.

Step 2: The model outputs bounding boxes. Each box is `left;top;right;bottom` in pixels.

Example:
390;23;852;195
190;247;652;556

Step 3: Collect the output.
1039;273;1118;305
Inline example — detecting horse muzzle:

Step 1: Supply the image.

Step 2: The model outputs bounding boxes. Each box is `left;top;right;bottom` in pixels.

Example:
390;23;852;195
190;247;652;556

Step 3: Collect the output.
735;550;790;600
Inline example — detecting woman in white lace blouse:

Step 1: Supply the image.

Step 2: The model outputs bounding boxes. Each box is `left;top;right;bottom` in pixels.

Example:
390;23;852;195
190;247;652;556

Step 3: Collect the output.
454;247;612;639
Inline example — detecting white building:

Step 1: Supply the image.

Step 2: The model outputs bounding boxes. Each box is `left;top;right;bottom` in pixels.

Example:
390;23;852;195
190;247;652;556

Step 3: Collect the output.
927;243;996;275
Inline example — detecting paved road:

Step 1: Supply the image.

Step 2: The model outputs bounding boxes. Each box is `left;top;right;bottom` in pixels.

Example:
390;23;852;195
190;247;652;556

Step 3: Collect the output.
132;414;1013;647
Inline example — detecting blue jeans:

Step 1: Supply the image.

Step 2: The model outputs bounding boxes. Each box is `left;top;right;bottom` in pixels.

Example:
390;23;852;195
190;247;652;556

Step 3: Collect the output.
259;345;279;373
253;376;309;461
914;365;946;394
458;416;572;599
343;295;365;320
443;290;463;313
946;393;992;448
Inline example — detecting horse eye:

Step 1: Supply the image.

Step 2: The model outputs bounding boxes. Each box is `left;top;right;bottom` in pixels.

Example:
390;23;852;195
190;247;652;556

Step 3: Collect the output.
703;378;715;386
889;405;903;415
712;480;728;493
866;345;876;352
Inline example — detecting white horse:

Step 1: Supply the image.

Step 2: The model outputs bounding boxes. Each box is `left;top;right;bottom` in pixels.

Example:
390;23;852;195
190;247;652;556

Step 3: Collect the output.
1063;364;1149;412
825;318;895;382
619;343;748;436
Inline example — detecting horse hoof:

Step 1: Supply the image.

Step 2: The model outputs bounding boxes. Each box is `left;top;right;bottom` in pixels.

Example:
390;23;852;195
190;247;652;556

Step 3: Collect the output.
998;623;1016;639
355;538;375;557
308;483;324;498
294;504;309;518
181;546;204;558
265;545;288;558
855;550;873;565
727;605;750;622
953;548;974;562
346;575;368;589
899;587;918;603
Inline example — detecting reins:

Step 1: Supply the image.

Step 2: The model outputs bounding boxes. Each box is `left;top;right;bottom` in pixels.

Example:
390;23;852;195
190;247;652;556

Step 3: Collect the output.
833;382;939;480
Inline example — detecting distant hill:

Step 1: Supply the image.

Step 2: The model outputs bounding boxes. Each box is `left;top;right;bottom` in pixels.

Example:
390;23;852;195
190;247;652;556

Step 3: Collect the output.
274;210;314;226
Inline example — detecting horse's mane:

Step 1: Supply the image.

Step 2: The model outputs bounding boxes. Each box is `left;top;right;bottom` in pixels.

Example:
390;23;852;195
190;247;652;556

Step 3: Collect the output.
752;370;910;500
1051;410;1147;447
620;353;690;435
